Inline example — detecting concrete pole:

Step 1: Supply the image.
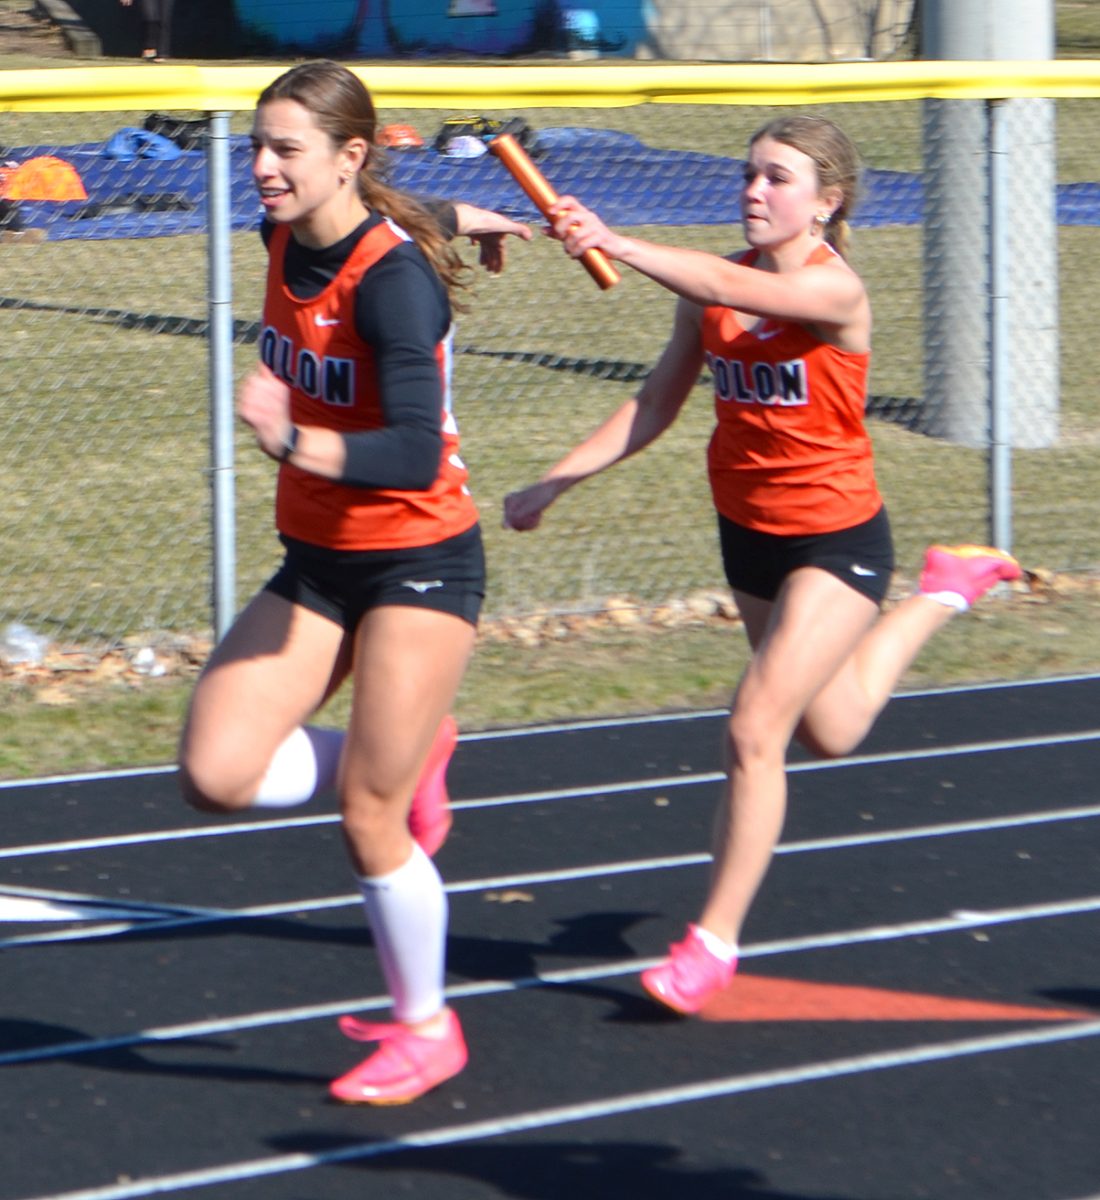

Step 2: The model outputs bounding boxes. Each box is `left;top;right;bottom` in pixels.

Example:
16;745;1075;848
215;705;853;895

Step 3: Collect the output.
920;0;1058;450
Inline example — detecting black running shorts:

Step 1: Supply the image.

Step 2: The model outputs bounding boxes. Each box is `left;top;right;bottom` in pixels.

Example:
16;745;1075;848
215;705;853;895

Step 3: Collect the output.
263;524;486;632
718;506;895;605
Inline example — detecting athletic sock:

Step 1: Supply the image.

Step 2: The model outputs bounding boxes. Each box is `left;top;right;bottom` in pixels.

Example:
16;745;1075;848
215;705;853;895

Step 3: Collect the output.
252;725;344;808
693;924;739;964
357;843;448;1024
920;590;970;612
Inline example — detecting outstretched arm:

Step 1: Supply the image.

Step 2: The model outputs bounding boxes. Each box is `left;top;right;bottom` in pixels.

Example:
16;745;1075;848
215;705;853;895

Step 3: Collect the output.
547;196;865;327
451;202;533;274
503;299;705;531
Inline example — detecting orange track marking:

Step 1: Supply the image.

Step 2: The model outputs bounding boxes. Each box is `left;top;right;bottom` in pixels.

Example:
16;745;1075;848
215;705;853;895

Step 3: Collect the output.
699;975;1088;1022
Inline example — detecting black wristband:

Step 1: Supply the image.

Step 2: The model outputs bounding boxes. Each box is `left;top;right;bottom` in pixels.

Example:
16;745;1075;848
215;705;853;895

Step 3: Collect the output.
278;425;300;462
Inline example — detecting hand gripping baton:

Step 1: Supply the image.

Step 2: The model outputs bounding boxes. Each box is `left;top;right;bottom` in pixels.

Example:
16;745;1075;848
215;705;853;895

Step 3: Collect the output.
488;133;620;291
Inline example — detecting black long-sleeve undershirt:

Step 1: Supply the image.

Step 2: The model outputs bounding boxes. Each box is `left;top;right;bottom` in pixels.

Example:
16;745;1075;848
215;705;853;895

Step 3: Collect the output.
262;210;453;491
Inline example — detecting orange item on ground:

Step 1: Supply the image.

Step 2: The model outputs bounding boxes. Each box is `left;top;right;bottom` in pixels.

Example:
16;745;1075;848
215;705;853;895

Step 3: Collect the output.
0;156;87;201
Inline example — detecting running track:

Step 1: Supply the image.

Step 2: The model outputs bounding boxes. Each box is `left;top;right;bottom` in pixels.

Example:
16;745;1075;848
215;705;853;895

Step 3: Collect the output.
1;675;1098;1200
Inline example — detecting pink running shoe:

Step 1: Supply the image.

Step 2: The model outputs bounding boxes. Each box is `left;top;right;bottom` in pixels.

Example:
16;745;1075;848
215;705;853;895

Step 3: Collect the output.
408;715;457;857
329;1008;468;1105
919;544;1022;607
640;925;737;1015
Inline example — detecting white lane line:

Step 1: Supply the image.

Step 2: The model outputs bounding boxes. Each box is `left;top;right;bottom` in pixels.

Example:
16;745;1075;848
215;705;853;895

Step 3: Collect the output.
0;764;177;792
3;726;1100;863
435;723;1100;813
3;802;1099;946
0;813;333;861
4;796;1094;945
4;672;1099;795
771;802;1100;853
738;893;1100;958
18;1018;1100;1200
0;897;185;922
2;892;1097;1068
0;883;217;924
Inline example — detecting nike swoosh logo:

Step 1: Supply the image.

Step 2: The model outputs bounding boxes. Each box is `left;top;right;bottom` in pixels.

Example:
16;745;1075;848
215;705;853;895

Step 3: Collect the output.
851;564;877;577
401;579;444;593
314;316;341;327
755;326;781;340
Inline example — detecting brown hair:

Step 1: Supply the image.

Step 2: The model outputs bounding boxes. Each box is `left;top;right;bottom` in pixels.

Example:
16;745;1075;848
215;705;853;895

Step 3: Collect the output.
749;114;861;260
257;61;468;302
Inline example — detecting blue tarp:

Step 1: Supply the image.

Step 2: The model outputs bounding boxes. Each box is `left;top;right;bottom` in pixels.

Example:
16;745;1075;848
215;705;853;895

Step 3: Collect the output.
5;127;1099;241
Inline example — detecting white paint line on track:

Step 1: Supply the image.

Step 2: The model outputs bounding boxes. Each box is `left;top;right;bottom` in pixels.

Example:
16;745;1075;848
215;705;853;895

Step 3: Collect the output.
0;896;184;922
0;764;178;792
0;813;335;861
3;802;1099;947
445;723;1100;813
2;726;1099;863
0;882;221;924
738;894;1100;959
463;672;1100;741
3;672;1100;794
786;727;1100;773
2;892;1098;1068
771;802;1100;853
18;1018;1100;1200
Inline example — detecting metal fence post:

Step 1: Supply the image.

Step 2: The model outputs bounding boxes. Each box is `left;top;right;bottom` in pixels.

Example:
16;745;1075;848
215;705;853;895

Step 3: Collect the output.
205;111;237;641
987;97;1013;555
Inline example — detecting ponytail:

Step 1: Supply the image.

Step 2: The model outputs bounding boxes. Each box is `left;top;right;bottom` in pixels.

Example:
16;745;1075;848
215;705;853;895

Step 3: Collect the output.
357;163;470;307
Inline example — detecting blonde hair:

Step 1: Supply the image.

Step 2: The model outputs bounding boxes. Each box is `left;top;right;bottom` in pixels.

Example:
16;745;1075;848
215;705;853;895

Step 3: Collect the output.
258;61;469;302
749;114;861;259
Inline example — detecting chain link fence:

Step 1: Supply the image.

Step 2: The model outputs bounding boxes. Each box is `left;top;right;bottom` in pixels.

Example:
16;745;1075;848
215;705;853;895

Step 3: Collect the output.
2;81;1099;661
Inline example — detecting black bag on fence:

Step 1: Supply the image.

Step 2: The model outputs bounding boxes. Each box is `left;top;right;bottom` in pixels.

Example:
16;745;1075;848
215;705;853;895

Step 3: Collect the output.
143;113;210;152
0;198;25;231
432;115;541;157
72;191;196;219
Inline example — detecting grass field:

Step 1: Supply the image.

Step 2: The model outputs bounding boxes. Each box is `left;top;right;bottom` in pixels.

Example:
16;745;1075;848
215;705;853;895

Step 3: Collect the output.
2;8;1100;778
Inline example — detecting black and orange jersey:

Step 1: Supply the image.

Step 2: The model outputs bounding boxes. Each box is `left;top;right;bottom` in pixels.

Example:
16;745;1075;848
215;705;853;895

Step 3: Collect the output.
260;216;479;550
701;243;882;535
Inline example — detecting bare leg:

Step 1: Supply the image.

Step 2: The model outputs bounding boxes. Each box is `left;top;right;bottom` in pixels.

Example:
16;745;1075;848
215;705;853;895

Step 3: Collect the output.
701;541;1018;942
699;569;880;945
339;605;475;877
795;592;955;757
644;544;1021;1012
796;543;1022;756
178;590;349;812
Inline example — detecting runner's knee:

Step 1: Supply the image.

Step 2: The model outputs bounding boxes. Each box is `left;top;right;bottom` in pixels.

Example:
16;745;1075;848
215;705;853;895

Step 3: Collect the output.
177;747;261;813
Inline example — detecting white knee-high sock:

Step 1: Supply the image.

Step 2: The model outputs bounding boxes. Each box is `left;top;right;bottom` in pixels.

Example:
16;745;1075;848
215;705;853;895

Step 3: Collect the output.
357;843;448;1024
252;725;344;807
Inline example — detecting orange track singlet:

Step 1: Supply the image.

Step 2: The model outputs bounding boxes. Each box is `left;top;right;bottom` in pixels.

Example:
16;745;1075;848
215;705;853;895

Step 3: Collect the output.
261;221;478;550
701;244;882;535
